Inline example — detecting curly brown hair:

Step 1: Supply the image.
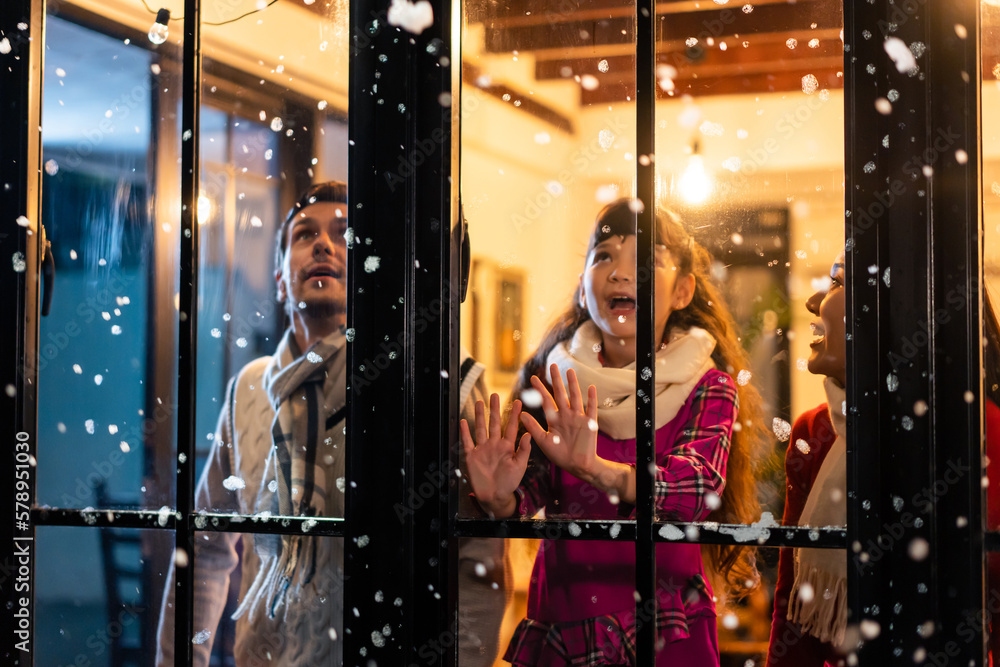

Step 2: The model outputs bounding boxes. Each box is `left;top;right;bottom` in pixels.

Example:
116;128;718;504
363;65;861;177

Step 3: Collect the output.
508;198;765;598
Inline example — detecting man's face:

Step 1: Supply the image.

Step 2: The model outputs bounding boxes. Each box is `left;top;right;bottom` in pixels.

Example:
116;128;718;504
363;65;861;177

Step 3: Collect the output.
276;201;349;328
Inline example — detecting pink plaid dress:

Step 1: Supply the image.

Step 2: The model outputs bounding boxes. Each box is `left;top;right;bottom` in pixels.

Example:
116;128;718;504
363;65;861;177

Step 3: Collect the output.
504;370;737;666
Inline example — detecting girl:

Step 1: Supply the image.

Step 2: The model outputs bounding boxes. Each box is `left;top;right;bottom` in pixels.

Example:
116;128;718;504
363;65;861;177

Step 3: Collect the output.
461;199;764;665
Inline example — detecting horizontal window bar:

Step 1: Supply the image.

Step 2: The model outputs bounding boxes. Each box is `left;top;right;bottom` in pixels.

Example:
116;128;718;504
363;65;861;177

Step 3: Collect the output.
454;518;846;548
455;518;637;541
31;508;344;537
33;507;178;530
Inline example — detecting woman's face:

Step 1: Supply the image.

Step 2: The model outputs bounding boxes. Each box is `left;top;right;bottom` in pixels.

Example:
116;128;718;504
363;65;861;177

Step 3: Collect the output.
806;258;847;386
580;234;693;367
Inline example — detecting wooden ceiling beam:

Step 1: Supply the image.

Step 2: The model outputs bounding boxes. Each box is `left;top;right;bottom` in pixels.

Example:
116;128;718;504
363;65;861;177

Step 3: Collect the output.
575;66;843;103
473;0;805;29
482;3;841;54
533;38;844;81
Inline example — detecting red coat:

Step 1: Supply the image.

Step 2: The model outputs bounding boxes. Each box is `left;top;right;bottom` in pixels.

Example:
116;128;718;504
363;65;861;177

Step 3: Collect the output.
766;404;842;667
766;401;1000;667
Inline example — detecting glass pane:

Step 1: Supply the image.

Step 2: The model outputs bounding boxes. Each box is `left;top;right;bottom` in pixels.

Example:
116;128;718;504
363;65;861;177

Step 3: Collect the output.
457;537;510;664
654;1;847;664
37;8;180;510
459;0;674;662
194;0;350;499
983;0;1000;663
156;533;343;664
36;526;174;666
460;0;638;521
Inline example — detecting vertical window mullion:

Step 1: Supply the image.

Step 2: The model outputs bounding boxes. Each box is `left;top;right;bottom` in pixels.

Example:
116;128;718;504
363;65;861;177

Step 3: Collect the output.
408;0;457;661
173;1;201;664
927;0;984;662
344;0;412;660
635;1;657;663
846;1;983;664
1;0;42;663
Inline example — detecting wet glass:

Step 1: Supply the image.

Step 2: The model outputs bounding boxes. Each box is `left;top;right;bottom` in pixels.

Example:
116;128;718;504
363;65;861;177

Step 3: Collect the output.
164;532;345;665
37;7;181;510
459;0;653;663
36;526;174;666
983;0;1000;662
654;2;846;663
194;0;348;486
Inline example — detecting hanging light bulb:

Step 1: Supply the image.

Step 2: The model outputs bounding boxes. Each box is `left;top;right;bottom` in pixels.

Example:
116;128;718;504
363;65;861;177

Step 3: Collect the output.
678;140;712;205
148;8;170;45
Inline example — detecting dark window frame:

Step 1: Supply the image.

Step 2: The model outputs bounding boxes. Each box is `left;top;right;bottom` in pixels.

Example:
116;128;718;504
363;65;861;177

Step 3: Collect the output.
0;0;990;664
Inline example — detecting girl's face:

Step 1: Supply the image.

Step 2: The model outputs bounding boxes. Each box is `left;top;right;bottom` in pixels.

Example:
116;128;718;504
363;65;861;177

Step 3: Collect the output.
806;258;847;386
580;234;694;367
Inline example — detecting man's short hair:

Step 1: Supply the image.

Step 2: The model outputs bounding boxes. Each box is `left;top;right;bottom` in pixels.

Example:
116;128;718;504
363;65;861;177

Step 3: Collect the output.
274;180;348;272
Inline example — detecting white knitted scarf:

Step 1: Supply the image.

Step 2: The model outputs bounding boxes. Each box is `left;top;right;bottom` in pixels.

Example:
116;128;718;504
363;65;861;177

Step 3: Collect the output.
544;321;716;440
788;377;848;645
232;327;346;622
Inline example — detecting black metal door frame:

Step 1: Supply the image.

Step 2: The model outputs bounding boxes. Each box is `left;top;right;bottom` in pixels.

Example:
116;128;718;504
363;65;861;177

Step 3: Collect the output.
0;0;991;664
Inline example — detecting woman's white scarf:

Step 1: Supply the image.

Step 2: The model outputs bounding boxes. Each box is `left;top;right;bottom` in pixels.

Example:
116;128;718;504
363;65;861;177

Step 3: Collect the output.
788;377;848;645
544;321;716;440
232;328;346;622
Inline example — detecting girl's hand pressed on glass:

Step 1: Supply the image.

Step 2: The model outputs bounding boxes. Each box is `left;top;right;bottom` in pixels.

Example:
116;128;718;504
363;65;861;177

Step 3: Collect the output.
460;394;530;518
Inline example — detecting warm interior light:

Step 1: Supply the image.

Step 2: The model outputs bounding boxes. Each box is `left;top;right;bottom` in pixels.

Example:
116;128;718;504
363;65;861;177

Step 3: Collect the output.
678;143;712;205
148;8;170;45
197;194;213;225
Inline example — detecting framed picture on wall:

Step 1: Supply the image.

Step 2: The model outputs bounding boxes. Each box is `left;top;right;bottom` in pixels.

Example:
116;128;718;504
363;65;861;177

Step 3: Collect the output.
469;259;525;388
495;269;524;374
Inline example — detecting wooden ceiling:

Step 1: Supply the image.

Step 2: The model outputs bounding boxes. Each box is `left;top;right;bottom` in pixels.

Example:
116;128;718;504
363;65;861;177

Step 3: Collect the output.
469;0;845;103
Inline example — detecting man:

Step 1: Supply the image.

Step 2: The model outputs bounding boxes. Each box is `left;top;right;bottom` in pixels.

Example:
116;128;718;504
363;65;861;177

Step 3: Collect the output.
157;181;349;666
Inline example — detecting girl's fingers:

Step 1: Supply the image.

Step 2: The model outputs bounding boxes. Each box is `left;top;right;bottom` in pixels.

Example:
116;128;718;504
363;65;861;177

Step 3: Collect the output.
504;400;523;443
514;433;532;467
549;363;570;413
474;400;488;445
529;374;557;416
460;419;475;456
520;411;547;445
489;393;502;439
566;368;584;414
587;384;599;421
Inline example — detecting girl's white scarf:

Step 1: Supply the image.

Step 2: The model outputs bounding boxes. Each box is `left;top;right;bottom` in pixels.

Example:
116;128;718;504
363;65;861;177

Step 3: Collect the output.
788;377;848;645
544;321;716;440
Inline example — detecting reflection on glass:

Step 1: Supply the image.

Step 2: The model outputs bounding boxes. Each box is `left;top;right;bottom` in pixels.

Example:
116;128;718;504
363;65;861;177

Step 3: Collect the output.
195;0;348;482
157;533;343;665
152;4;351;665
36;526;173;666
983;1;1000;662
460;0;639;658
461;0;846;663
457;537;509;665
37;9;177;510
656;2;847;664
